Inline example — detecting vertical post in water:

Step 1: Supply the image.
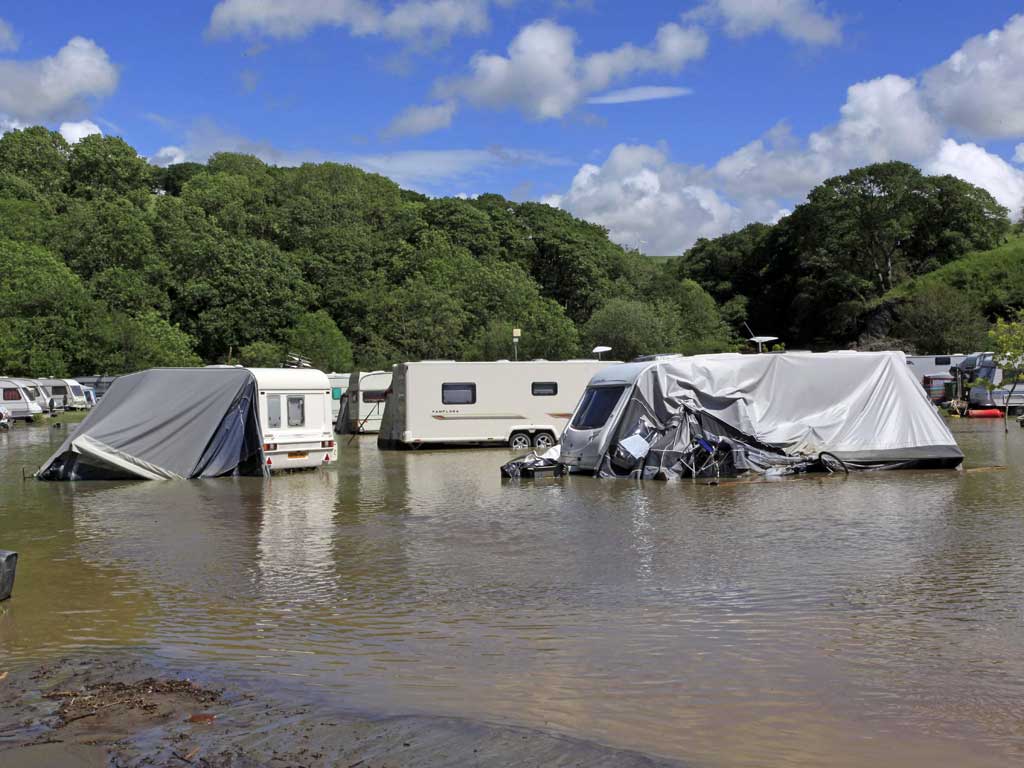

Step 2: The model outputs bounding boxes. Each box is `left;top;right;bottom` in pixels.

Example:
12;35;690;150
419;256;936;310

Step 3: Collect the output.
0;550;17;601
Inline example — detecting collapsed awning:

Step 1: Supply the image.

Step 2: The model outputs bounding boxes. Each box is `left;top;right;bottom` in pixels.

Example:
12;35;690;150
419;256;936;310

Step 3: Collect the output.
550;351;964;480
37;368;266;481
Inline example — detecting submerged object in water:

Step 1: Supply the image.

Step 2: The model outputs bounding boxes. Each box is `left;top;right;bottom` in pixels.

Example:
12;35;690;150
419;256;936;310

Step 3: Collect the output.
0;550;17;601
968;409;1003;419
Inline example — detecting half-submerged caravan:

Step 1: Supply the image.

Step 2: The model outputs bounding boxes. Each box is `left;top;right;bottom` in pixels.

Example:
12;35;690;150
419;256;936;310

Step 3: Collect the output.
513;351;962;480
37;367;337;481
378;360;616;450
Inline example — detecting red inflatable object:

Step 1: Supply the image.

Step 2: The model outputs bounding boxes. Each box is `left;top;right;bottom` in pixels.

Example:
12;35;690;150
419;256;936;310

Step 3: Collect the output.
968;409;1003;418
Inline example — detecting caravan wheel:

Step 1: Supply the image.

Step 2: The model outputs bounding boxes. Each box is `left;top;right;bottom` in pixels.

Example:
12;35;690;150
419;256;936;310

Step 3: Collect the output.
532;432;556;450
508;432;532;451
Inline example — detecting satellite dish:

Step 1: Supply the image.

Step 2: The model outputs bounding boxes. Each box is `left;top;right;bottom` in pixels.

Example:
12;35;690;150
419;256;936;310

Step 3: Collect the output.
592;345;612;360
748;335;779;353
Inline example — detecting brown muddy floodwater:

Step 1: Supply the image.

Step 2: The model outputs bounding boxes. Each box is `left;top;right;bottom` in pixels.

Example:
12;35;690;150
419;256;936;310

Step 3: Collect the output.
1;419;1024;767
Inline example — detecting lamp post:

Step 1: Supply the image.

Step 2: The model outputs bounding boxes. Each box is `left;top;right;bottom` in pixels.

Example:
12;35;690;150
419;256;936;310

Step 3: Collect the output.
512;328;521;361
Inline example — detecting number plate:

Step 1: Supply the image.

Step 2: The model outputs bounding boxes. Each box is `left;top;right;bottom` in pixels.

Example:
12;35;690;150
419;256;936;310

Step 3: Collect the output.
287;451;308;459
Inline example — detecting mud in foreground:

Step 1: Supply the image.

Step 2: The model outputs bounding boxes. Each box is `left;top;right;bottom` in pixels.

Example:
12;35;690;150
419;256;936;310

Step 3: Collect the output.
0;656;679;768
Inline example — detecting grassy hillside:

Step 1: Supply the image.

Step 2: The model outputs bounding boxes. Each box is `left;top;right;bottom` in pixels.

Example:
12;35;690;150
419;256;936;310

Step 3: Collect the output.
889;234;1024;317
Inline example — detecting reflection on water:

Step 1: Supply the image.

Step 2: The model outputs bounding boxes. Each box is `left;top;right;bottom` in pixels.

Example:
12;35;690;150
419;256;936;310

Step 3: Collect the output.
3;425;1024;766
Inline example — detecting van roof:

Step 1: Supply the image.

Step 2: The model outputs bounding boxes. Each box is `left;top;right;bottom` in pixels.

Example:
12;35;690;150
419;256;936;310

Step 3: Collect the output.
248;368;330;390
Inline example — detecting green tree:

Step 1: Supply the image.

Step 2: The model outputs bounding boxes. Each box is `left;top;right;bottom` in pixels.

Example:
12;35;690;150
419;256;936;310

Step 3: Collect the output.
663;279;736;354
0;239;106;376
893;282;989;354
989;309;1024;432
106;312;203;371
239;340;284;367
581;298;681;362
0;126;70;196
67;134;152;200
283;310;354;372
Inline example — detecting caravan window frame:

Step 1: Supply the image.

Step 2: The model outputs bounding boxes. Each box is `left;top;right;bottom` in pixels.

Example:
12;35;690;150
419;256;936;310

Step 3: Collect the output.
571;385;626;430
441;382;477;405
531;382;558;396
362;390;387;403
287;395;306;427
267;395;282;428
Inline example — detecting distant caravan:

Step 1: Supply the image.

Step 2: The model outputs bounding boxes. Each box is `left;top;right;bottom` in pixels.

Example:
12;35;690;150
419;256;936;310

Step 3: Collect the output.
327;372;351;422
378;360;617;451
337;370;393;435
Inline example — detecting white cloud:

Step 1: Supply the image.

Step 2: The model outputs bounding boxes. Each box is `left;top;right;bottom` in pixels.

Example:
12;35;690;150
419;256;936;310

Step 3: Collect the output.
208;0;491;44
926;139;1024;215
0;18;19;52
687;0;842;45
587;85;692;104
549;143;748;255
0;115;25;133
152;146;188;166
550;65;1024;255
384;101;456;137
439;19;706;121
59;119;102;144
1015;143;1024;164
0;37;118;121
922;14;1024;139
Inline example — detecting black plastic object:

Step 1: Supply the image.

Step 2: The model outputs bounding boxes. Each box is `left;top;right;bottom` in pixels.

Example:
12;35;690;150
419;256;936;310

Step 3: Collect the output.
0;550;17;601
501;453;564;479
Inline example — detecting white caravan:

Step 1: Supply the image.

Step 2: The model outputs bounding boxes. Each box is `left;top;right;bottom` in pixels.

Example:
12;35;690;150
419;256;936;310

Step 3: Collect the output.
38;378;89;410
343;370;393;434
378;360;617;451
327;372;351;421
9;378;53;413
252;368;338;471
904;354;965;383
0;378;44;421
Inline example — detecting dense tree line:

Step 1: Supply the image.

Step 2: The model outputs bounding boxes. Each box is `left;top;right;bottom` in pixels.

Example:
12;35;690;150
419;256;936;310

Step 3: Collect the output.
674;162;1016;353
0;126;734;376
1;127;1018;376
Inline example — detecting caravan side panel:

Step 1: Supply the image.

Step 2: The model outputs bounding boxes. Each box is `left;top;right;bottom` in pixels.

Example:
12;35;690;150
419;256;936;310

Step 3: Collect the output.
382;361;613;449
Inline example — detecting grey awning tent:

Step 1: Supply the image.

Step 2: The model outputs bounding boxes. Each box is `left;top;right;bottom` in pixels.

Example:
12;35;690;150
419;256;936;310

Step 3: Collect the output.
549;351;963;480
38;368;266;481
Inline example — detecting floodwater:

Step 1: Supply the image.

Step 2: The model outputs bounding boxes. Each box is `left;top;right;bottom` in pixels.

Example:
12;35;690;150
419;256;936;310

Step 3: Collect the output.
1;420;1023;767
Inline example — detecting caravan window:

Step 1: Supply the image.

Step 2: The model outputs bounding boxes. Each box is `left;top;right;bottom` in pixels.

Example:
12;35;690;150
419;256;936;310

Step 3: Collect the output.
571;386;625;430
3;388;21;401
934;356;951;366
287;395;305;427
267;395;282;428
532;382;558;396
24;386;39;398
442;382;476;405
51;385;67;396
71;385;84;397
363;390;387;403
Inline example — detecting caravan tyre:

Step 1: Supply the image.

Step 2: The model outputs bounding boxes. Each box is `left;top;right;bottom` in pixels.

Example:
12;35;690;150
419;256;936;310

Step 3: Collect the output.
509;432;532;451
532;432;556;450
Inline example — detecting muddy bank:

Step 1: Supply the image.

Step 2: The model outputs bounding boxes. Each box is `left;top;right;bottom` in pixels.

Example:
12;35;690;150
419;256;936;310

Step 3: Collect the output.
0;656;680;767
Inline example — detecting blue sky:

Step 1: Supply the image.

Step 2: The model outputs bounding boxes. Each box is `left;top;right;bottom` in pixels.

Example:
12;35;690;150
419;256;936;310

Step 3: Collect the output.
1;1;1023;253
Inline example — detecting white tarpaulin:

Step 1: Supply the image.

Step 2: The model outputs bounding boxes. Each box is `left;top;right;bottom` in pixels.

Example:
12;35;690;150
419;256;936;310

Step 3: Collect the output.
557;351;963;479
